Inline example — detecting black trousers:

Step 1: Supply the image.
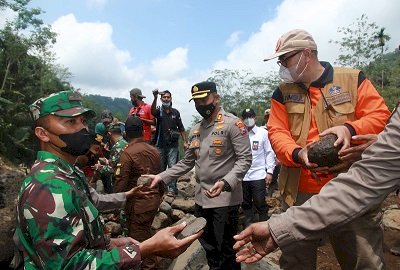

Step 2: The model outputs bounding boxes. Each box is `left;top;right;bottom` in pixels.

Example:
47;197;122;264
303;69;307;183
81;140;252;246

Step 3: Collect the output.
242;179;269;227
195;204;241;270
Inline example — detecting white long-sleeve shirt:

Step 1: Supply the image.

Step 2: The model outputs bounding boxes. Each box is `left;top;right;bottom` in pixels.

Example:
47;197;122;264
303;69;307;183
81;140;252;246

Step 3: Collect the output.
244;125;276;181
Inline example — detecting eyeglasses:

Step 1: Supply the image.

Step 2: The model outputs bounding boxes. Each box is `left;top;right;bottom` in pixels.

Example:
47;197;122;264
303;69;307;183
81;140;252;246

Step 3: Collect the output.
277;51;302;67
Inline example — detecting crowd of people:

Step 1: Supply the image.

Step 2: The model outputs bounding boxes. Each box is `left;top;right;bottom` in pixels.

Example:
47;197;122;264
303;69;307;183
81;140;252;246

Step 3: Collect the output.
14;28;399;270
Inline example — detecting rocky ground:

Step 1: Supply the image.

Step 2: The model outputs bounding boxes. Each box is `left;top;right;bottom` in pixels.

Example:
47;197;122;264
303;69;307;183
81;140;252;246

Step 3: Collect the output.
1;161;399;269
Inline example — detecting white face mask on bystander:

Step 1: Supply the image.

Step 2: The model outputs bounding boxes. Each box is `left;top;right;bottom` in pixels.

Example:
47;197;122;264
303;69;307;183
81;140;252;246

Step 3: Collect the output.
244;118;256;128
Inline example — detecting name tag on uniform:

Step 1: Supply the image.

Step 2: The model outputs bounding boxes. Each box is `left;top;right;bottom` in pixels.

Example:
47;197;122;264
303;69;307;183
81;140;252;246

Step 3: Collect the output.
252;141;259;150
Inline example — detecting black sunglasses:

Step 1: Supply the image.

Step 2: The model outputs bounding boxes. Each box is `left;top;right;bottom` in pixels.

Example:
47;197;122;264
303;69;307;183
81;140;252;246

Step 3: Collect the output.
277;51;302;67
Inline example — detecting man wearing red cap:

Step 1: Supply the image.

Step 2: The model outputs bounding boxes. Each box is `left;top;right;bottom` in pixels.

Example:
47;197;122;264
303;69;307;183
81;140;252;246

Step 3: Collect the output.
263;29;390;269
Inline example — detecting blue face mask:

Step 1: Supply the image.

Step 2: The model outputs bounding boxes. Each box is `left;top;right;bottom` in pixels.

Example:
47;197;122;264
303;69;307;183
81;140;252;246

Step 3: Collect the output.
162;101;171;107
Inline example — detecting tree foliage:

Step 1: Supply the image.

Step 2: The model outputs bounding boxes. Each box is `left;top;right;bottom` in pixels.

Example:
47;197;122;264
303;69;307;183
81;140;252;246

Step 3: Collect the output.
203;69;279;126
0;0;69;164
329;14;388;69
330;13;398;109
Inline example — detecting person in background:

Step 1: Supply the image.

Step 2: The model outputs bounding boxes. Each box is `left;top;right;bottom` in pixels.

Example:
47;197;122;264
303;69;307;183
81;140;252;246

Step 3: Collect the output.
15;90;201;269
114;115;164;269
151;89;188;196
145;81;252;270
241;108;275;227
128;88;155;143
263;108;280;198
264;28;391;269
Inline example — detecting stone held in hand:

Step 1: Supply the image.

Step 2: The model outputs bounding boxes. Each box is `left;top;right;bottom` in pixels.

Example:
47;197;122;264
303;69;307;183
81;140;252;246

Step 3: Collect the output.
137;176;152;186
175;216;207;240
308;134;341;167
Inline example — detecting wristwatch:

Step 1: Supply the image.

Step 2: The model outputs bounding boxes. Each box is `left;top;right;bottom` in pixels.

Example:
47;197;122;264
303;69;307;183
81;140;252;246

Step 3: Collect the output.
221;179;232;192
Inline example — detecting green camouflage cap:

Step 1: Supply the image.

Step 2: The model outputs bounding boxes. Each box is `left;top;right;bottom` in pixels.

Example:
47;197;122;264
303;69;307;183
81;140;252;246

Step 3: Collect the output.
29;90;96;121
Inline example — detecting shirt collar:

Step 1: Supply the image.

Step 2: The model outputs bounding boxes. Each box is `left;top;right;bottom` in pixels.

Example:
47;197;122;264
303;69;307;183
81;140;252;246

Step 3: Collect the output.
36;150;84;177
249;125;259;134
200;106;224;128
310;61;333;88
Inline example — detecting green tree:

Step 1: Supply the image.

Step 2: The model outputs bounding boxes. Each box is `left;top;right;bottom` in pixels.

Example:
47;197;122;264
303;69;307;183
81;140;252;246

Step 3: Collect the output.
374;27;391;88
205;69;279;126
329;14;384;69
0;0;68;164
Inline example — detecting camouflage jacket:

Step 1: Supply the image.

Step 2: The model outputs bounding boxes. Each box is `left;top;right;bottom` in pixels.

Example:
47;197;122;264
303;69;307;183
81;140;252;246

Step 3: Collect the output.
15;151;141;269
100;136;128;175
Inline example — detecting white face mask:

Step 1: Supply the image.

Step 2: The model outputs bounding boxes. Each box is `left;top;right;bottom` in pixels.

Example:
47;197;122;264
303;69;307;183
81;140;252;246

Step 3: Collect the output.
279;51;308;83
279;65;294;83
244;118;256;128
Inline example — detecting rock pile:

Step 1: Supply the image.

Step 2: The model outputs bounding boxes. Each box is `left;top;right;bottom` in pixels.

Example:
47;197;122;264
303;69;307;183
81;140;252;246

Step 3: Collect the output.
0;158;25;265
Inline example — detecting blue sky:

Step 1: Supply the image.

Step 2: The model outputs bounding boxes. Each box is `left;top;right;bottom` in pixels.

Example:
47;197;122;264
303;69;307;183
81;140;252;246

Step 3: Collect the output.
33;0;281;72
5;0;400;126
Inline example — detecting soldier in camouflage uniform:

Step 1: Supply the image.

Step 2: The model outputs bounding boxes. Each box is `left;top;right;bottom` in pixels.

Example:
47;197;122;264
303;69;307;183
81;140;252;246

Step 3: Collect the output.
108;122;128;169
96;122;128;175
15;90;202;269
93;122;128;192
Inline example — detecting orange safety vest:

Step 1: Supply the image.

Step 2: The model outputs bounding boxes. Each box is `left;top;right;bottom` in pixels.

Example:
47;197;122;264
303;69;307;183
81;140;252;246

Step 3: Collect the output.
278;67;359;206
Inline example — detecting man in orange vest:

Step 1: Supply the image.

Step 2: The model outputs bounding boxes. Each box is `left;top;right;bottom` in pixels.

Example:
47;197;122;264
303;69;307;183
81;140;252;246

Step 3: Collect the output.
264;29;390;269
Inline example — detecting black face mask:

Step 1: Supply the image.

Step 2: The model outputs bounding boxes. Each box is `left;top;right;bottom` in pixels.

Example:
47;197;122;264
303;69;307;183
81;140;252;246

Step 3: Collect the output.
131;100;138;107
58;128;94;156
196;102;216;119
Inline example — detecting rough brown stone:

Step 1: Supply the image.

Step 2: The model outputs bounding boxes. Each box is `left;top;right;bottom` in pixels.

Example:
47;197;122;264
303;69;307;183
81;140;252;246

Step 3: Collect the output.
308;134;341;167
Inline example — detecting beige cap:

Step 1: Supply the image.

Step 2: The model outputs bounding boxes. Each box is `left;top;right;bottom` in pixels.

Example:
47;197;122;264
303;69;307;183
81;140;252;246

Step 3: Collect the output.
264;109;271;116
264;29;317;61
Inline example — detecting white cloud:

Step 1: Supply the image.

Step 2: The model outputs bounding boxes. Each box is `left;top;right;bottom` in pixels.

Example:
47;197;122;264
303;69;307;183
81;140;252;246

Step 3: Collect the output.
0;8;15;29
52;14;144;97
226;31;242;47
50;14;198;125
150;47;189;79
48;0;400;127
214;0;400;75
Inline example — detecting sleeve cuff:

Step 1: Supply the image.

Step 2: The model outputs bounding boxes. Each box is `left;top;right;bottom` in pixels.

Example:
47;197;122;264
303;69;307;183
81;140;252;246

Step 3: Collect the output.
292;148;302;164
344;123;356;136
268;214;297;248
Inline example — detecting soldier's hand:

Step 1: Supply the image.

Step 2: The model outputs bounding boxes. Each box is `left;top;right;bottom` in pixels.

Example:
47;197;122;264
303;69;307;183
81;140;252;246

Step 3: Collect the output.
234;221;278;263
319;125;352;153
204;180;224;198
139;222;202;258
143;174;162;189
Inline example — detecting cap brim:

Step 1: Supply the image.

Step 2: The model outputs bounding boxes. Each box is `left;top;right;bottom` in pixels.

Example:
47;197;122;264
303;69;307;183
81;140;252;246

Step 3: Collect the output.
53;107;96;118
263;49;295;62
189;92;209;102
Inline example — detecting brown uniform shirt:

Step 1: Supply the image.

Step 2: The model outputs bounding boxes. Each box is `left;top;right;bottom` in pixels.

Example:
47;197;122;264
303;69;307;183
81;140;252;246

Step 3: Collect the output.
114;139;163;215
